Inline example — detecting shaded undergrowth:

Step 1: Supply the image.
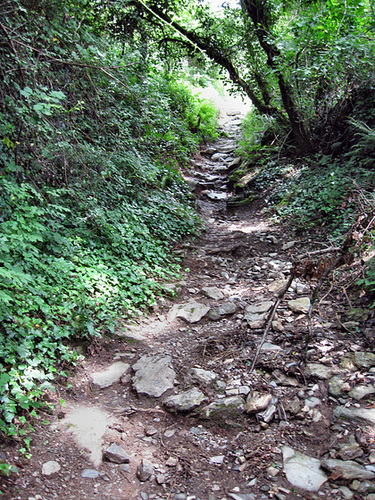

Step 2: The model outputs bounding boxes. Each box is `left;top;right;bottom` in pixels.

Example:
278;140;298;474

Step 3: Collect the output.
0;0;218;455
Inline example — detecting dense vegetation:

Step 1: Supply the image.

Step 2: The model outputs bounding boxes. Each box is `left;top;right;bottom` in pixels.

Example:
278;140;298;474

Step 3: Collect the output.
110;0;375;155
0;0;219;459
1;0;375;479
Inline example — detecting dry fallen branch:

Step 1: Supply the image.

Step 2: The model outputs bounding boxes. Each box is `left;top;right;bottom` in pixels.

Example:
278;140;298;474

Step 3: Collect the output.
249;272;295;374
296;246;339;260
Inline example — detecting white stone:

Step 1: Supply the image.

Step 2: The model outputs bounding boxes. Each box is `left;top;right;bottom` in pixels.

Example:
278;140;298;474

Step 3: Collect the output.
168;300;210;323
282;241;296;250
288;297;311;314
246;393;272;414
261;342;282;352
163;388;207;412
166;457;179;467
202;286;224;300
190;367;219;386
282;446;327;492
305;363;337;380
321;458;375;480
117;329;145;341
91;361;130;389
335;405;375;426
103;443;130;464
164;429;176;438
348;385;375;401
328;375;350;396
353;352;375;368
42;461;61;475
81;469;100;479
268;278;289;293
209;301;237;320
305;397;322;408
206;192;227;201
244;301;273;325
338;486;354;499
245;301;273;315
137;458;153;482
211;153;224;161
203;146;217;155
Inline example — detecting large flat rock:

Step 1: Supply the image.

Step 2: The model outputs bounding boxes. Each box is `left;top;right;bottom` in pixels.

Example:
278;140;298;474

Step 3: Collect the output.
209;301;237;320
201;286;224;300
282;446;327;492
167;300;210;323
288;297;311;314
132;354;176;397
190;367;219;386
335;405;375;425
244;301;273;328
305;363;337;380
163;388;207;412
321;458;375;480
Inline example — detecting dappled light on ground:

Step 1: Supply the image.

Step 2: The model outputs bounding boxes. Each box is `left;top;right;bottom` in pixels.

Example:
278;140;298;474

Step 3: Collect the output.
62;405;111;467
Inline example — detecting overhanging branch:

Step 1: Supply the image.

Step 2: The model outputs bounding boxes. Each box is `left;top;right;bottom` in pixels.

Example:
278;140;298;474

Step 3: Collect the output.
135;0;282;118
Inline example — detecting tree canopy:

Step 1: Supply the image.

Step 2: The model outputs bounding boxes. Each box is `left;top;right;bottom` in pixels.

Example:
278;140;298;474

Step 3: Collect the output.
93;0;375;154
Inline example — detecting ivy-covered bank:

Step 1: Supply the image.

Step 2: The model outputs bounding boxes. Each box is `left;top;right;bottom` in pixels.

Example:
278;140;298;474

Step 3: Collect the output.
0;0;218;449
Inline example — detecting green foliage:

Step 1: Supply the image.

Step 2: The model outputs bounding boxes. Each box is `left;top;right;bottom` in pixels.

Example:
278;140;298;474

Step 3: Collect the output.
358;257;375;307
0;0;213;457
117;0;375;154
187;96;219;141
238;109;279;153
242;153;375;237
346;119;375;168
0;461;18;476
274;162;355;234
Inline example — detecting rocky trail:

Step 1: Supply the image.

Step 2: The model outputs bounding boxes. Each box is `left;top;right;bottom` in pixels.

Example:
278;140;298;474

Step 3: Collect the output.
2;110;375;500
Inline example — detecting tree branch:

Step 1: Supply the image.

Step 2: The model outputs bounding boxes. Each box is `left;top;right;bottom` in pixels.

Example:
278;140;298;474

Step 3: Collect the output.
249;272;295;374
136;0;282;118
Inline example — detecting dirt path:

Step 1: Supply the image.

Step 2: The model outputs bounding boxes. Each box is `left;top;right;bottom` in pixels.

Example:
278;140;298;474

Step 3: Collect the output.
2;113;375;500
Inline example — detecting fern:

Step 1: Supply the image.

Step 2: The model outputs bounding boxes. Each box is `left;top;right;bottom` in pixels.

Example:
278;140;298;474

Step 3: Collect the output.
349;118;375;153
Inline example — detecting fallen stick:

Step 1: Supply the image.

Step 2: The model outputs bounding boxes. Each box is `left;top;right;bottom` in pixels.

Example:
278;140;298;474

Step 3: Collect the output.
296;246;339;260
249;272;295;374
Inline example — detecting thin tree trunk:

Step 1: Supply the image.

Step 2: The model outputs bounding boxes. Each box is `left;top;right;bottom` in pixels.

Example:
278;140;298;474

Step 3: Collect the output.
240;0;316;153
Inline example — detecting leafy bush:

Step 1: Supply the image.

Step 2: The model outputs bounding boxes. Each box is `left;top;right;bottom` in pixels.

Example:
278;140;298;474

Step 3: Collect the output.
238;110;279;154
346;119;375;168
238;152;375;239
187;97;219;141
0;0;211;450
274;161;357;234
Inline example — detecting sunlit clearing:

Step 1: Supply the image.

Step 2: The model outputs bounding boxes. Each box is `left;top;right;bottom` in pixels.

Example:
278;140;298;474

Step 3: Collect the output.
204;0;240;13
192;85;252;121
